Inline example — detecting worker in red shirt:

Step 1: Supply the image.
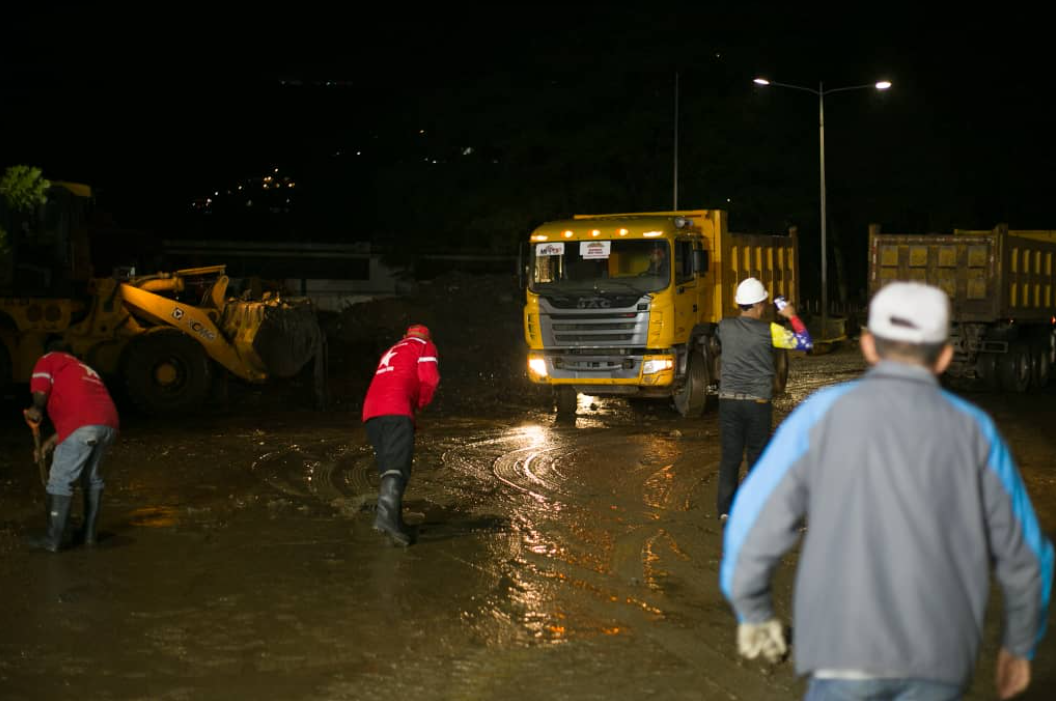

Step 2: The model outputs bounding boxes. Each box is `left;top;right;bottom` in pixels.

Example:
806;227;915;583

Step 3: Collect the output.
362;324;440;546
24;350;120;552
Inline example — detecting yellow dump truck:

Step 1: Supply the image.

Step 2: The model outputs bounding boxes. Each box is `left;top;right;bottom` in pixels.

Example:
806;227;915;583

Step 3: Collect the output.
868;224;1056;392
0;182;326;414
524;210;800;416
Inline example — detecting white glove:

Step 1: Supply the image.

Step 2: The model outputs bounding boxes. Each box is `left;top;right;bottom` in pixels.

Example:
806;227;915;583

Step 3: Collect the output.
737;618;787;663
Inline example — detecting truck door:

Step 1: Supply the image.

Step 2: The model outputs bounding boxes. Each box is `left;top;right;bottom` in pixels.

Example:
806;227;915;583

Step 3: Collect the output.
672;238;698;338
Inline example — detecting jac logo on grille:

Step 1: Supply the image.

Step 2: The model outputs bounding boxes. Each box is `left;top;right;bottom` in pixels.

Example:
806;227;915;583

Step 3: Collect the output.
577;297;611;309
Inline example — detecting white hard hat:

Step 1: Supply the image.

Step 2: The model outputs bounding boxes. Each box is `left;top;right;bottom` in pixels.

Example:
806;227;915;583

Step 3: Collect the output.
735;277;769;305
868;282;950;344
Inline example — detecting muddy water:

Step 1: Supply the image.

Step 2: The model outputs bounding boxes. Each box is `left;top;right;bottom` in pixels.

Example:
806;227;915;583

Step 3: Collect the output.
0;346;1054;700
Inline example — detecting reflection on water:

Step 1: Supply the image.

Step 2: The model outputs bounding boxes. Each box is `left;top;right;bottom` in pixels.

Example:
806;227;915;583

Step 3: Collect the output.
128;505;179;527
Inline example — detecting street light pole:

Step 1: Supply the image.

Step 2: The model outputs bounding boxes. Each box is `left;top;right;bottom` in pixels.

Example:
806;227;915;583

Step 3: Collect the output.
818;81;827;336
752;77;890;341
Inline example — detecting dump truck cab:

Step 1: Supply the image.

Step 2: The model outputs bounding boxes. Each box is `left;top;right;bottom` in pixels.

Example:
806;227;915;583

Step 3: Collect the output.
524;210;800;417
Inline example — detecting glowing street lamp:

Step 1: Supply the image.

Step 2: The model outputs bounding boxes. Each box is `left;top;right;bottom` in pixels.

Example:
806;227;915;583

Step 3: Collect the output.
753;77;891;338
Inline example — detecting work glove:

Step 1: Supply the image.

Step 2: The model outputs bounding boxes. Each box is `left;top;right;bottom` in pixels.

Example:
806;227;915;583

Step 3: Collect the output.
737;618;787;663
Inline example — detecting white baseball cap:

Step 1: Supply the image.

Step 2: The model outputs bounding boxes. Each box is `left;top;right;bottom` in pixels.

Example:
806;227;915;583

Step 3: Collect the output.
867;282;950;344
735;277;769;305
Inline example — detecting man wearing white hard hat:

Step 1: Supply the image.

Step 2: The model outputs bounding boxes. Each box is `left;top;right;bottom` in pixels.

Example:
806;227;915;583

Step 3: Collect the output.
721;282;1052;700
715;277;813;523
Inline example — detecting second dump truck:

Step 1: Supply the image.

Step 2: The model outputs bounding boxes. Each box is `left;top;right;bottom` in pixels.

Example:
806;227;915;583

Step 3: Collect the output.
524;209;801;416
869;223;1056;392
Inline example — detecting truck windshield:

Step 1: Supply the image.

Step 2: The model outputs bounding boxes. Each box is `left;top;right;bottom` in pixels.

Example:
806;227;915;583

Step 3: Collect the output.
530;239;670;294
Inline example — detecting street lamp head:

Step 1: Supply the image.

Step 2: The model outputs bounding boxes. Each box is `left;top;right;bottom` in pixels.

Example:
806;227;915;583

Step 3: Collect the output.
753;78;770;86
876;81;892;90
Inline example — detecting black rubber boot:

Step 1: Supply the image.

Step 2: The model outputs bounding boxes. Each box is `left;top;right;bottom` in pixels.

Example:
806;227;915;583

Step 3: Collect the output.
373;475;413;547
81;487;103;546
28;494;72;553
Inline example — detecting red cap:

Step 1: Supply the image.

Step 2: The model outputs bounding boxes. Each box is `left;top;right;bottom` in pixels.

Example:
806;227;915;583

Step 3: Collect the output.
405;324;431;340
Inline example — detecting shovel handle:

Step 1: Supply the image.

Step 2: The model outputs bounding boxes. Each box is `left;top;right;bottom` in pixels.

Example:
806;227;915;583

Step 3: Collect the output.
23;409;41;436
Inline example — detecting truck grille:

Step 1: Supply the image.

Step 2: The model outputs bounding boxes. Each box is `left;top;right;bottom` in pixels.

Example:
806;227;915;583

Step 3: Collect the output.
538;295;650;347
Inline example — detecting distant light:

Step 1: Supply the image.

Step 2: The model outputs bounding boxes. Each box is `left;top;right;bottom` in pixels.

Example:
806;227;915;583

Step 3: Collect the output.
356;151;361;156
753;78;770;85
419;129;425;134
237;185;243;190
563;230;573;238
591;230;600;237
288;182;295;188
644;231;663;238
274;167;279;172
726;198;731;202
876;81;892;90
462;146;474;155
214;191;219;196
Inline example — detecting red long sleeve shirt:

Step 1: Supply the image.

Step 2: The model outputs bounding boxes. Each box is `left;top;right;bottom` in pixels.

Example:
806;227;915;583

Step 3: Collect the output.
362;336;440;422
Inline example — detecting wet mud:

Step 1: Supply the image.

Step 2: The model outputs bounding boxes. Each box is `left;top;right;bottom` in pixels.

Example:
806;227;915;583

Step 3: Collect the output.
1;345;1054;700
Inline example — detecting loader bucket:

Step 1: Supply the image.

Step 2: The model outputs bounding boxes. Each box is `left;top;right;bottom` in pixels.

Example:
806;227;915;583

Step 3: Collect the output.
251;300;324;379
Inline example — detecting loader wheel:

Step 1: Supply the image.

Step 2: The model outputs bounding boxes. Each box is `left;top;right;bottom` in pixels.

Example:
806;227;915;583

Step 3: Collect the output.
772;348;790;396
674;351;709;418
998;342;1031;394
123;332;212;415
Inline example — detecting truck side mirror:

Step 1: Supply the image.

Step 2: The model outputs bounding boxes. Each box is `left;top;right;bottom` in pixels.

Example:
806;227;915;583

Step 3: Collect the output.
693;250;709;275
518;242;528;289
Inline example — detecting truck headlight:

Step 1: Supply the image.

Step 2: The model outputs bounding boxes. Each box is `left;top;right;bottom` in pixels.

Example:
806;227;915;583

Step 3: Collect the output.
528;356;548;377
642;357;674;375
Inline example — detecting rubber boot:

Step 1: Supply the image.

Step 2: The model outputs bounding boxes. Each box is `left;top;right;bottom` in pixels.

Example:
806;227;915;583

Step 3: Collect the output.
373;475;413;547
81;487;103;546
28;494;73;553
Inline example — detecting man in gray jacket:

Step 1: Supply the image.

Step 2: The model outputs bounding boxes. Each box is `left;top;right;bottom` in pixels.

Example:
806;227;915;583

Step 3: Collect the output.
721;281;1052;700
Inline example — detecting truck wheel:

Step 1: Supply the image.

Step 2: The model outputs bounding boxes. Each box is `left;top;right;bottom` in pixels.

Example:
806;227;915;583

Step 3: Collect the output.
554;386;577;419
975;353;999;391
998;342;1031;393
772;349;790;396
674;352;708;418
123;332;213;415
1031;338;1051;389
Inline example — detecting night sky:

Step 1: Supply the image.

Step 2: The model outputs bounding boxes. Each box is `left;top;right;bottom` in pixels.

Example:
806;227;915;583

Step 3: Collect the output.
2;3;1052;298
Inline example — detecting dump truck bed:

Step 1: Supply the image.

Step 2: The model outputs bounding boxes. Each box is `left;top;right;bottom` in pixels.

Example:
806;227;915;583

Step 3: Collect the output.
869;226;1056;323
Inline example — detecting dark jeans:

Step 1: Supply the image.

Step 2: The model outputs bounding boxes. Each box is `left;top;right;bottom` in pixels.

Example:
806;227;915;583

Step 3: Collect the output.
716;398;773;517
365;415;416;483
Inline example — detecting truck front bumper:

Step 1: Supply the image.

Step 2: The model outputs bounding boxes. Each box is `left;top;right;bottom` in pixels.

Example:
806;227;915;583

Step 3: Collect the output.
527;351;675;389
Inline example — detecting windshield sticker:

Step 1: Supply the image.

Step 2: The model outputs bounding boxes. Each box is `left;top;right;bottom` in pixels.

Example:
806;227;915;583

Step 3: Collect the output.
580;241;611;259
536;242;565;256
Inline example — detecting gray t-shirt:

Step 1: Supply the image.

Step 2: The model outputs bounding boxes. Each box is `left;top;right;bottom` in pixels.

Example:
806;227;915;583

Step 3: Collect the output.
716;316;774;399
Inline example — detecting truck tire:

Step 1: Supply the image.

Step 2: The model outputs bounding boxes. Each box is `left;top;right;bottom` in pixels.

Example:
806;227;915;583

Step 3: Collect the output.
554;386;577;419
674;351;709;418
1031;337;1051;389
998;342;1031;393
123;331;213;415
975;353;999;391
772;348;789;396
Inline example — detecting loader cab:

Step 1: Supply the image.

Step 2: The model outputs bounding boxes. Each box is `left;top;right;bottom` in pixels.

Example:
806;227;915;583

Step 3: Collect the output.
0;181;93;298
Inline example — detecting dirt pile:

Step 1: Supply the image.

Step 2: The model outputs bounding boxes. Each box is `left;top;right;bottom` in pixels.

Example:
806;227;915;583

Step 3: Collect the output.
322;272;549;416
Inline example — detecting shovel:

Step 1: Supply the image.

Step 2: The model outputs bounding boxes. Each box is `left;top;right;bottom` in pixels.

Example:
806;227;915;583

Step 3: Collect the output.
23;410;48;488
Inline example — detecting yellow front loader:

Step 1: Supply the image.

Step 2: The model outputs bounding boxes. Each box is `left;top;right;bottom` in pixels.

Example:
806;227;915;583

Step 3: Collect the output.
0;266;326;415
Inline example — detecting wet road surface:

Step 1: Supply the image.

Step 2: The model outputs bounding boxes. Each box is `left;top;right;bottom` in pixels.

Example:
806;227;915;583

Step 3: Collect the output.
1;346;1054;700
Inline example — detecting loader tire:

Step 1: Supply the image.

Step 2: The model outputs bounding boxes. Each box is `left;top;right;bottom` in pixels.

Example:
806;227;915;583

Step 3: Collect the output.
123;332;212;415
